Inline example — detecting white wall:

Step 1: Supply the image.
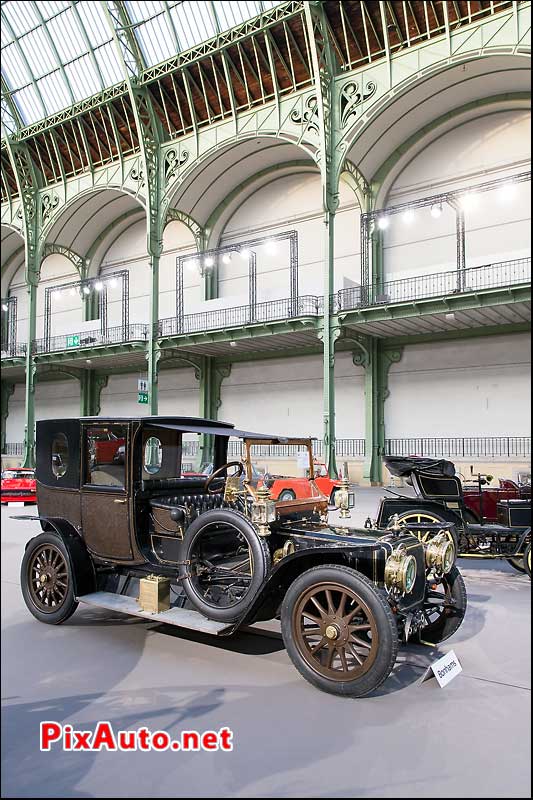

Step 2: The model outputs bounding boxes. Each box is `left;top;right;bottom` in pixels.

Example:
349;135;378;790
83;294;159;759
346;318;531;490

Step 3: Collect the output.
99;368;199;418
383;110;531;280
217;173;360;305
386;333;532;438
6;380;80;442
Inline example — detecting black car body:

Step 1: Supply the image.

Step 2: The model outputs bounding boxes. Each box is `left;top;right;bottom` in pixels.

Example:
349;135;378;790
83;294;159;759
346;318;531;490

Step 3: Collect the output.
18;417;467;697
376;456;531;577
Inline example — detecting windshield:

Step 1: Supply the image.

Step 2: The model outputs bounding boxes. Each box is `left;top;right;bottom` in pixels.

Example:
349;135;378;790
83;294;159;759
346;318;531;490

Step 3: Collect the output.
243;440;326;500
2;470;34;480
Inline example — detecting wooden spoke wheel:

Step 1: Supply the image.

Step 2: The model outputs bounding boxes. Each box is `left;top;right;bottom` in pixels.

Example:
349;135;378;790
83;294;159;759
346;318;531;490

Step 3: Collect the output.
21;533;78;624
281;565;398;697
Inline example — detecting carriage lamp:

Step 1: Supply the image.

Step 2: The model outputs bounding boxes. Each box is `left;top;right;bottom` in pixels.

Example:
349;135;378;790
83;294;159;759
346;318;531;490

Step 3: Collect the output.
384;548;418;594
424;532;456;575
252;485;276;536
334;477;353;519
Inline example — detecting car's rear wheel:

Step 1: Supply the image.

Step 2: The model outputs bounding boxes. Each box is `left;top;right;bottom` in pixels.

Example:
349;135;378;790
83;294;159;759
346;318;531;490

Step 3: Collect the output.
507;556;527;573
281;565;398;697
21;533;78;624
180;509;271;623
413;565;467;644
278;489;296;501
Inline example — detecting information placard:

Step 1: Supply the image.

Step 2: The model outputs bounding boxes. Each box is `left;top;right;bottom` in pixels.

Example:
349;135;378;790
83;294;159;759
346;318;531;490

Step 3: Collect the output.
430;649;462;688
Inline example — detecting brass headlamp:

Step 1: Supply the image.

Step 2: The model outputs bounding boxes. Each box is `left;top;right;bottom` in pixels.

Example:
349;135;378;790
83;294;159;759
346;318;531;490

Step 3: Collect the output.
334;475;354;519
384;548;417;594
251;485;276;536
425;532;455;574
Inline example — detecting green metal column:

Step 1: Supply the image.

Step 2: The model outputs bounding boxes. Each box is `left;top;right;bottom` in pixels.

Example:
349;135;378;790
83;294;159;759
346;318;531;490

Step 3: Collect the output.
22;280;37;467
1;381;15;455
147;245;161;415
356;340;403;485
80;372;108;417
322;213;339;478
198;358;231;464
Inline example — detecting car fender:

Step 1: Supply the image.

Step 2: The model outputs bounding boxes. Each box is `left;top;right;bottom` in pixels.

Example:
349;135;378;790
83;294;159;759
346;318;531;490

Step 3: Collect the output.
22;516;96;597
377;496;463;527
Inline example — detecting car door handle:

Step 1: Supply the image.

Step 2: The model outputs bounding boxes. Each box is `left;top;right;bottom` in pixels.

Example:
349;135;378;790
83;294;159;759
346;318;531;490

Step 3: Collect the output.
113;499;127;504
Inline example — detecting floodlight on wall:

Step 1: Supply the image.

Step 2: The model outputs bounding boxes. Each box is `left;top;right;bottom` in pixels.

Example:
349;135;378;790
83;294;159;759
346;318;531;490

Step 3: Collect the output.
1;303;8;312
377;216;389;230
222;253;232;265
402;209;415;224
430;204;443;218
82;285;91;295
240;248;251;260
94;280;104;291
204;256;215;269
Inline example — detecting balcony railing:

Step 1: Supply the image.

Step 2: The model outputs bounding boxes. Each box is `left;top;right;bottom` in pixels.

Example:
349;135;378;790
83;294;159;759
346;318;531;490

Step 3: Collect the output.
1;343;27;359
336;257;531;312
2;443;25;456
33;324;148;355
383;437;531;459
159;295;323;337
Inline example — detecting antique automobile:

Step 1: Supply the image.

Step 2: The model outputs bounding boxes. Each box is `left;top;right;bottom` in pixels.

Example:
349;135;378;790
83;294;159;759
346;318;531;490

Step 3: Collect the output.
18;417;467;698
375;456;531;578
1;467;37;504
462;473;531;523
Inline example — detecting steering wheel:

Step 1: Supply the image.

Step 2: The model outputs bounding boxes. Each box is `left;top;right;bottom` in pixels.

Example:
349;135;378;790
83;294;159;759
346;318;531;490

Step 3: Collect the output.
204;461;244;494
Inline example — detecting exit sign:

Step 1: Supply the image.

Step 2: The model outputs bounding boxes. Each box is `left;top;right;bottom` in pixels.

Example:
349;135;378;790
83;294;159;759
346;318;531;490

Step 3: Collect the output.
66;334;80;348
137;391;149;405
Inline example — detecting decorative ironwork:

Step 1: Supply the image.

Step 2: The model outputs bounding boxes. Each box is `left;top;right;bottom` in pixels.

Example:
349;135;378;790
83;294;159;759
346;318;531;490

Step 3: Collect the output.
164;148;189;183
340;81;377;128
34;323;147;355
290;95;319;134
41;193;59;224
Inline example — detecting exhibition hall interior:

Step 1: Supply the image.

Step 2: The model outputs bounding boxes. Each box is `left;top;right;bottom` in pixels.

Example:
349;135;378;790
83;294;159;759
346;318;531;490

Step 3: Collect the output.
1;1;531;798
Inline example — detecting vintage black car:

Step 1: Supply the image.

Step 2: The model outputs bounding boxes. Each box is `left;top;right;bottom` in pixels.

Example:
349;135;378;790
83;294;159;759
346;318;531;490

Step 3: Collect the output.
19;417;467;698
376;456;531;578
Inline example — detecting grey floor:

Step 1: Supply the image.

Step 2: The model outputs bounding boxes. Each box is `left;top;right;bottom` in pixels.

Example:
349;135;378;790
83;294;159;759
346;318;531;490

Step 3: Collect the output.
1;490;531;799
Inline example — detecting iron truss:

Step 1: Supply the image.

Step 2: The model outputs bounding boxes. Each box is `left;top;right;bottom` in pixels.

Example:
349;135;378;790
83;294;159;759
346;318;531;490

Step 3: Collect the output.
0;0;518;202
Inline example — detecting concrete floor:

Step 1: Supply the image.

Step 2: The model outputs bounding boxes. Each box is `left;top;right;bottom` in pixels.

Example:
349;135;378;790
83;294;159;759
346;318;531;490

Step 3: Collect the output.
1;491;531;799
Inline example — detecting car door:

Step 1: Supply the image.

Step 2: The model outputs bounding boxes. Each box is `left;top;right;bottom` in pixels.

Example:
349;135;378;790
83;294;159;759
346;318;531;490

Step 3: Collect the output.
80;422;133;560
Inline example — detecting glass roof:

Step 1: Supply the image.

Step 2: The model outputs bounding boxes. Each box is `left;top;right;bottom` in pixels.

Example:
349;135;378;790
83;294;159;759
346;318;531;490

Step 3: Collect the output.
1;0;283;128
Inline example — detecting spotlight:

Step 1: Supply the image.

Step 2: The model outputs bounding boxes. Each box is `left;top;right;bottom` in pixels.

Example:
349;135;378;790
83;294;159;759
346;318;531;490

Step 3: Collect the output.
222;253;232;265
86;359;92;364
266;240;277;254
240;248;250;260
2;303;8;312
82;285;91;295
377;216;389;230
110;278;118;288
430;204;442;218
229;341;237;347
498;182;516;204
402;209;415;224
204;256;215;269
445;312;456;321
459;192;478;211
94;280;104;291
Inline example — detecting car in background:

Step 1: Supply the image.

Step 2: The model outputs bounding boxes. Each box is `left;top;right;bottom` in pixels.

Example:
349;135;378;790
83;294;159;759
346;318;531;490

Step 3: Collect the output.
184;460;344;504
87;427;125;465
1;468;37;504
462;476;531;523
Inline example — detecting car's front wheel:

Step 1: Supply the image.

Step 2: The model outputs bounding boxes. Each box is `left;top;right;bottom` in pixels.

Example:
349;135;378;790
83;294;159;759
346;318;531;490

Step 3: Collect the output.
278;489;296;501
281;565;398;697
21;533;78;624
413;565;467;644
524;543;531;579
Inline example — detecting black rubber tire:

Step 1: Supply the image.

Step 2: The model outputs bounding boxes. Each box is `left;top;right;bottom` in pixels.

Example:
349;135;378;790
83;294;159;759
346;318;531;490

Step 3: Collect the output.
179;509;271;623
21;532;78;625
278;489;296;501
416;565;467;644
524;543;531;580
281;564;398;698
507;556;527;574
397;509;459;552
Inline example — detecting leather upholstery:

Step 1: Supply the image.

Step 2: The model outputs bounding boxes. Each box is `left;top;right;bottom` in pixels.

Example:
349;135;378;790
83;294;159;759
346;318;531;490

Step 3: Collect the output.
150;493;239;514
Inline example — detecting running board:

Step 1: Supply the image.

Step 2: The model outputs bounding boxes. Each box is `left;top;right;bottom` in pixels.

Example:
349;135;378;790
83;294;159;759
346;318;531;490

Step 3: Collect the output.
77;591;234;636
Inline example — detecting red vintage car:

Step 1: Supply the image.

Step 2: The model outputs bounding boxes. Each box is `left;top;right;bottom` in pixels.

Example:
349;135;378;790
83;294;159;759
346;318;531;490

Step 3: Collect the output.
185;461;343;504
462;477;531;523
1;467;37;504
87;427;125;465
